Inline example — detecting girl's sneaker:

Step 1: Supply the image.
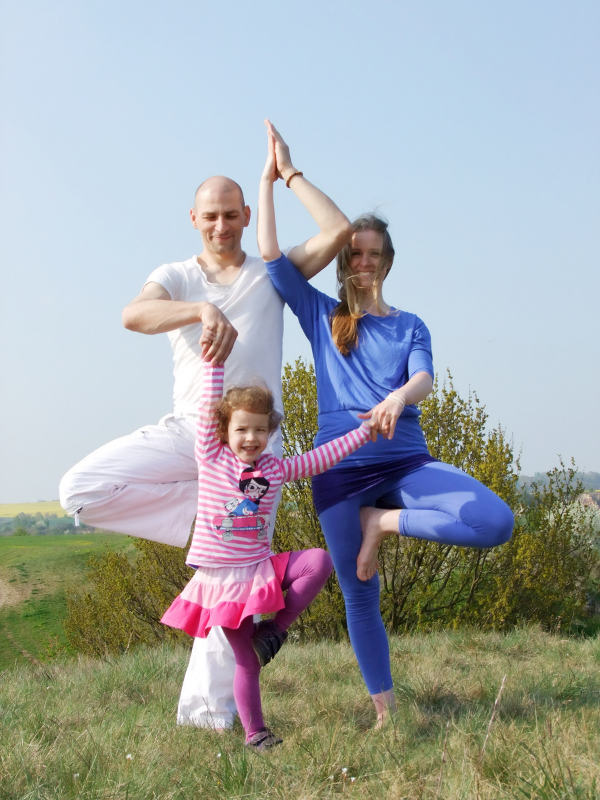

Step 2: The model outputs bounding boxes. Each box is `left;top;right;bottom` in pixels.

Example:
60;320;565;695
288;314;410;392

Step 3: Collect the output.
252;620;288;667
245;728;283;751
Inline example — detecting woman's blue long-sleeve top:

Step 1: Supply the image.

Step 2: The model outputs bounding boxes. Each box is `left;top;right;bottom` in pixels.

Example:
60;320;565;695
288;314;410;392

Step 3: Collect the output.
264;253;434;467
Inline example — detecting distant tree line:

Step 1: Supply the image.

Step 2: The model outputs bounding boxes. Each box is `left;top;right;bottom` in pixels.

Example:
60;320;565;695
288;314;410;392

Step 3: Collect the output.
520;471;600;492
65;361;600;658
1;512;92;537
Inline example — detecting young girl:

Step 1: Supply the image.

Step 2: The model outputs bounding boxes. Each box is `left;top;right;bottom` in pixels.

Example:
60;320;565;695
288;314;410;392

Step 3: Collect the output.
161;359;371;750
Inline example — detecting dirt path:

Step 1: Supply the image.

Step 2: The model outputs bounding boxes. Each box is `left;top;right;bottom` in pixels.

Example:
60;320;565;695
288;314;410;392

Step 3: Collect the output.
0;572;31;608
2;626;47;668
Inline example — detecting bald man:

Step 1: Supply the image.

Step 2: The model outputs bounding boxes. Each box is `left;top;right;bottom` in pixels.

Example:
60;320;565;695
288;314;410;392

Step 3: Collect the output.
59;145;351;728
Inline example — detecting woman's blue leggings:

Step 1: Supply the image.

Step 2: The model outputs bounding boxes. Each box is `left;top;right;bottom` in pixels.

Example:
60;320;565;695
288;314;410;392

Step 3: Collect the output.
318;460;514;695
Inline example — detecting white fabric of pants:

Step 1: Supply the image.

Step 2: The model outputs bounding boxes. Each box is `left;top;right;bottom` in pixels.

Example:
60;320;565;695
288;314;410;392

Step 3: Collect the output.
59;414;280;729
60;414;199;547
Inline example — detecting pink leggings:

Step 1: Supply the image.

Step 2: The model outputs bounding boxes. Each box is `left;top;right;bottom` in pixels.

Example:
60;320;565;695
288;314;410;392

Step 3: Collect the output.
222;548;333;740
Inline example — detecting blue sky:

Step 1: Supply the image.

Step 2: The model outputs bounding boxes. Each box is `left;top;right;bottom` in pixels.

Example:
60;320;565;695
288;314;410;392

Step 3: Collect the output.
1;0;599;502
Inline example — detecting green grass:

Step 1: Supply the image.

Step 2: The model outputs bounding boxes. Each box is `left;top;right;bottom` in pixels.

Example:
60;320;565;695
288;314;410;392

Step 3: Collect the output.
0;501;67;517
1;628;600;798
0;534;135;670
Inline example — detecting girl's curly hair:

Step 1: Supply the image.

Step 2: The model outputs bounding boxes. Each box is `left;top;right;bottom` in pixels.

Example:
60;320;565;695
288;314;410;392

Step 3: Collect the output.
215;384;282;443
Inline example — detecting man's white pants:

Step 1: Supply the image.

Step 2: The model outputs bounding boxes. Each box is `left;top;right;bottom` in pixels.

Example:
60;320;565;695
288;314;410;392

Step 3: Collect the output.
59;414;280;729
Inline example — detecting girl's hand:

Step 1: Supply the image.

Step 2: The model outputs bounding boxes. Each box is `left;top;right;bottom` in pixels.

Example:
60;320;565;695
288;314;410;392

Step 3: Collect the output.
265;120;296;181
358;395;405;442
262;120;278;183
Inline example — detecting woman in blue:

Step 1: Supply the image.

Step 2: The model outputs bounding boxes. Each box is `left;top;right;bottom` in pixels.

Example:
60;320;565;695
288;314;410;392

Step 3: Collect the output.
259;121;514;727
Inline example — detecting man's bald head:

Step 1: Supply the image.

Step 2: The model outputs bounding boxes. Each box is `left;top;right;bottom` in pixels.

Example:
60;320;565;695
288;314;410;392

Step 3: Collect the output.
194;176;246;211
190;175;251;259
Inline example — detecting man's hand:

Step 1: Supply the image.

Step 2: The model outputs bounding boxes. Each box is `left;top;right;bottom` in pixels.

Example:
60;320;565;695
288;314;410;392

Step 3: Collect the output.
199;303;238;364
123;284;238;363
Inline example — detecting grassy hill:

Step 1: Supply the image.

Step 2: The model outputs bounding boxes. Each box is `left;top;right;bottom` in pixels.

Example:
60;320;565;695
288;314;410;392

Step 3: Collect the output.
2;629;600;798
0;533;135;670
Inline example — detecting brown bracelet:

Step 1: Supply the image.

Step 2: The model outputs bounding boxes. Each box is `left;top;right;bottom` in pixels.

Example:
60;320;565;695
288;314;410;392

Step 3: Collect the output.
285;170;303;188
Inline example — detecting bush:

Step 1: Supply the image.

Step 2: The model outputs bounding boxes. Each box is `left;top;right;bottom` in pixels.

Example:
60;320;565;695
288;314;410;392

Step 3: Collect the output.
64;538;194;657
275;363;599;636
480;462;600;631
64;361;600;656
274;360;347;640
274;366;522;636
377;373;520;632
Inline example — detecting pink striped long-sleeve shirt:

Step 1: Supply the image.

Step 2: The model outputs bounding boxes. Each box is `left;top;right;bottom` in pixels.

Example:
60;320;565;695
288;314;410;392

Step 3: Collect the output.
187;362;371;568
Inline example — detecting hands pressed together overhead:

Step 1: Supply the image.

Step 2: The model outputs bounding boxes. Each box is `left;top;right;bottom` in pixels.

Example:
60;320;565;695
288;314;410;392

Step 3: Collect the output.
262;119;299;185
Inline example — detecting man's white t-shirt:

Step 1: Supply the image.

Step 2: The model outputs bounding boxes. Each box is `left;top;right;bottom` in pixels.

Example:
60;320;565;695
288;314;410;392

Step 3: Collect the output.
145;254;284;418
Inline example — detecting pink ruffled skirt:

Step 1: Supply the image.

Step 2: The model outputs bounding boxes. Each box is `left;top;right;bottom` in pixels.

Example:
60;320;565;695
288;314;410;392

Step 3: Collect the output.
161;552;290;638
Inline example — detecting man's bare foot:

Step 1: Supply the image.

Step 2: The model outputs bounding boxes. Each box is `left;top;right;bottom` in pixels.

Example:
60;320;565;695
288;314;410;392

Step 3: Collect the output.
357;507;401;581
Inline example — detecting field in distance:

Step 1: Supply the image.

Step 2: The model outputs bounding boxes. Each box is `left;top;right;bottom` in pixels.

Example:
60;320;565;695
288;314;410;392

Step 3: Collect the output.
0;501;66;517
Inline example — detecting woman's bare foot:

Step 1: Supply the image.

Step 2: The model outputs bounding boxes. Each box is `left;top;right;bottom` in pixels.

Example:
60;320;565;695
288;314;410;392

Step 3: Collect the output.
357;507;401;581
371;688;397;729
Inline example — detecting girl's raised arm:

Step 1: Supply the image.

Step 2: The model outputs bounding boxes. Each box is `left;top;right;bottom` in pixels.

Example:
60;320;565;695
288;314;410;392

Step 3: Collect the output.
195;360;224;463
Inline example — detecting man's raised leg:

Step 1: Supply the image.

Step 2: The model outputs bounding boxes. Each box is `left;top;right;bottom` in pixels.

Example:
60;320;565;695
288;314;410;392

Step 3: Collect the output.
59;415;197;547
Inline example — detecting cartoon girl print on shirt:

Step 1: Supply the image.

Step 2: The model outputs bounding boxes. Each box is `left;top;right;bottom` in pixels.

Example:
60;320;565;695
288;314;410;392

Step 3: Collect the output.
223;468;270;518
218;468;271;542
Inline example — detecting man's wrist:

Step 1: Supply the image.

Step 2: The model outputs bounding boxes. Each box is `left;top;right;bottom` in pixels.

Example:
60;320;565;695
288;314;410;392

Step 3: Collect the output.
197;301;209;322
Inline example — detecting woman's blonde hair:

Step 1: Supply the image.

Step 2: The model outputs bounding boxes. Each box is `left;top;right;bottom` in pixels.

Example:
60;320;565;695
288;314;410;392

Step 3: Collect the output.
215;385;282;444
330;214;395;356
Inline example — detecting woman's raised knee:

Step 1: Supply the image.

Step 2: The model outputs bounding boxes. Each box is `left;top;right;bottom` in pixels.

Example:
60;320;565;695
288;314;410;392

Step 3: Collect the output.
476;498;514;547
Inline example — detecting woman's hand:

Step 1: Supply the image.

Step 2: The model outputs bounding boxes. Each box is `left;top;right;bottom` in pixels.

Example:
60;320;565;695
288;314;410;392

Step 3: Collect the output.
258;121;282;261
265;119;296;182
358;373;434;441
358;395;405;442
261;120;278;183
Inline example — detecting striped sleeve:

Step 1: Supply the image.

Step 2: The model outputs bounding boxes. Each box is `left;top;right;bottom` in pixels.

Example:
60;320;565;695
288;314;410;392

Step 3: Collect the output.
281;422;371;482
195;361;224;462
